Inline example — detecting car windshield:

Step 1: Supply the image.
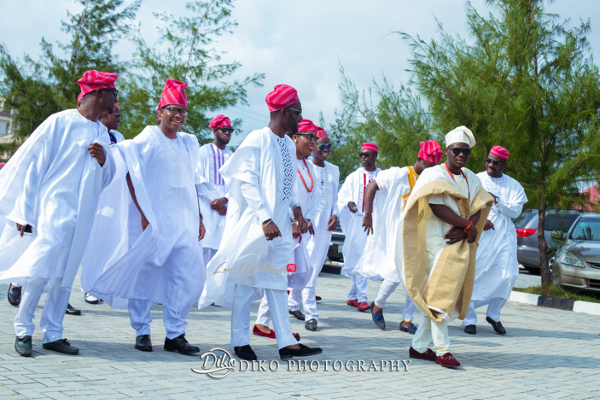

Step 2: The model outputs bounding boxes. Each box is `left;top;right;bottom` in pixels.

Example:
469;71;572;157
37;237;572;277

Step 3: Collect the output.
570;216;600;241
545;212;580;232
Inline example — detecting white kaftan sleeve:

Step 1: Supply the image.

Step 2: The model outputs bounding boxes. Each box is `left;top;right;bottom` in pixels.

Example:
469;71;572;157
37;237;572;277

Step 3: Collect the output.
495;184;527;219
241;182;271;223
428;194;445;205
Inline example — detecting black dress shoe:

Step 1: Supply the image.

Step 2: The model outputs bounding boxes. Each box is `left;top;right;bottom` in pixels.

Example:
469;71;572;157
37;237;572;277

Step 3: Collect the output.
464;324;476;334
164;334;200;355
43;338;79;355
289;309;305;321
65;303;81;316
7;285;21;307
279;343;323;360
15;335;32;357
234;345;257;361
370;302;386;330
305;318;317;331
135;335;152;352
486;317;506;335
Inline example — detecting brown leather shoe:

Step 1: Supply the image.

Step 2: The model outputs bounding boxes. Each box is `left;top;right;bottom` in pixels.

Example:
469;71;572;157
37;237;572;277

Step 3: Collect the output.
409;347;436;361
436;352;461;367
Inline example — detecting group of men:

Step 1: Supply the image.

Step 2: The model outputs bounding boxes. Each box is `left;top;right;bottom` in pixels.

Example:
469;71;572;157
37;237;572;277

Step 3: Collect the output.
0;69;527;368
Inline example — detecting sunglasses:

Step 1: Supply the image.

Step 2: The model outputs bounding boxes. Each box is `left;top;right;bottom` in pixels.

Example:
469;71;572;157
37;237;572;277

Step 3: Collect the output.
288;107;303;115
296;133;317;142
218;128;234;134
102;88;118;98
485;158;505;166
317;143;332;151
359;152;371;158
162;106;189;117
449;148;471;156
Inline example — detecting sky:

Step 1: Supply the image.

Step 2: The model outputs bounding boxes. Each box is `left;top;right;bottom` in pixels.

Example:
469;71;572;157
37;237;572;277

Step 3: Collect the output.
1;0;599;145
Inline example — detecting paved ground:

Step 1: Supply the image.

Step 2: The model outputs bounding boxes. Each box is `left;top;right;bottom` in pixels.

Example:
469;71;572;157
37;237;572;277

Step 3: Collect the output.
1;269;599;400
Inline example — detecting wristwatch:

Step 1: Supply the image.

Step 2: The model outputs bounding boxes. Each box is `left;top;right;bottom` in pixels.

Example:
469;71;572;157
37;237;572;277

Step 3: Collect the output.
494;197;499;205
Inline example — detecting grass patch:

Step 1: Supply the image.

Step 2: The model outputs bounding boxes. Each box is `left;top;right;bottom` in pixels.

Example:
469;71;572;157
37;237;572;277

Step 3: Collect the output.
513;285;600;303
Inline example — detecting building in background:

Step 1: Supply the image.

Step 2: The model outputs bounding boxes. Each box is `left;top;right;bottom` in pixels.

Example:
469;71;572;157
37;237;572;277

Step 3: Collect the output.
0;97;18;161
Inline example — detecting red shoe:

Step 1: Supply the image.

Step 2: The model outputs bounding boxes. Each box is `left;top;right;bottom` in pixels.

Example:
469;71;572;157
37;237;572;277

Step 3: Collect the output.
436;352;461;368
315;295;322;301
357;301;370;312
409;347;436;361
253;325;301;341
347;299;358;307
253;325;275;338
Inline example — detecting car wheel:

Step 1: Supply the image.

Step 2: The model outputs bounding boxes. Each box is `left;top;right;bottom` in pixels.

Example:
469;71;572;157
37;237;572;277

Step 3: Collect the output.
524;266;541;275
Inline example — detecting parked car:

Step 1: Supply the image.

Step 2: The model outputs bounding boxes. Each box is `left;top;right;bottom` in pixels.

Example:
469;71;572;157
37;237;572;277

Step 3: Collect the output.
515;209;581;273
551;212;600;293
327;221;344;263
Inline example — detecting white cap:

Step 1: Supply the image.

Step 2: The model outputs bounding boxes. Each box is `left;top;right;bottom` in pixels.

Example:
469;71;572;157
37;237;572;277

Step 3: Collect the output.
445;126;476;148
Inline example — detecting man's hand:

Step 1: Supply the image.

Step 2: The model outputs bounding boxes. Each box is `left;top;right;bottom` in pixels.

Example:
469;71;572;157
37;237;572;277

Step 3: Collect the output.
326;215;338;231
15;223;32;237
210;197;228;216
348;201;358;213
483;219;495;231
444;227;467;244
362;213;373;235
307;219;314;235
198;218;206;241
88;143;106;167
487;191;498;200
262;220;282;241
292;221;302;243
293;206;308;234
466;223;478;243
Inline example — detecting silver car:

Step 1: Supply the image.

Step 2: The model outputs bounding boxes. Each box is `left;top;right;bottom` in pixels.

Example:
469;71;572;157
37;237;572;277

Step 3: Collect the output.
515;209;581;273
552;213;600;293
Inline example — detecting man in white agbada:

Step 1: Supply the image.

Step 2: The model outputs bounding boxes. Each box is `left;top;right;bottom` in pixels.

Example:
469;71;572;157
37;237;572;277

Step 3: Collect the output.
358;140;443;332
199;84;323;361
398;126;493;368
0;69;117;357
291;126;339;331
253;118;318;335
81;78;205;355
337;143;381;312
197;114;233;265
83;102;125;306
463;145;527;335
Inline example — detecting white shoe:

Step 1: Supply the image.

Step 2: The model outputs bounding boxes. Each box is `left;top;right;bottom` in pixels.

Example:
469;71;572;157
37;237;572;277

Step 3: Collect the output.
84;293;100;304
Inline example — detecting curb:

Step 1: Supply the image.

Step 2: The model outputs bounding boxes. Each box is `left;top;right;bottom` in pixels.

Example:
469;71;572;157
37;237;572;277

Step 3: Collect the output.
509;291;600;316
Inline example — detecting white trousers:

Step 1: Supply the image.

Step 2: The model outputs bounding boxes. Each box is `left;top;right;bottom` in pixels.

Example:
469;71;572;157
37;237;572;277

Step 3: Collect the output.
463;298;507;326
288;286;318;321
373;280;418;321
346;273;368;303
203;247;218;267
412;313;451;356
128;299;188;340
233;284;296;349
14;277;71;343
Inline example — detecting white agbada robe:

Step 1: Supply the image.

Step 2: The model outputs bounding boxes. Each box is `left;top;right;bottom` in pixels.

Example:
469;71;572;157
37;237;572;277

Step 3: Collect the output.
199;127;299;309
0;109;115;288
305;160;339;288
471;172;527;302
337;167;381;276
197;143;232;252
80;126;205;315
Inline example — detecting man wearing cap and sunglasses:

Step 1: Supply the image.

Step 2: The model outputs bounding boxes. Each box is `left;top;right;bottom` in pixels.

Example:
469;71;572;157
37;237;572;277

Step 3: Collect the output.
463;146;527;336
398;126;493;368
197;115;234;266
337;143;381;312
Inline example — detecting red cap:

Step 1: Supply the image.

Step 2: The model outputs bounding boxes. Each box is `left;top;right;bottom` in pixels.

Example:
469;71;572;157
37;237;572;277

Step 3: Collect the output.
361;142;379;153
316;125;328;138
209;114;232;131
157;78;188;111
265;84;299;112
77;70;118;98
418;140;444;164
490;146;509;160
298;119;317;133
77;92;84;102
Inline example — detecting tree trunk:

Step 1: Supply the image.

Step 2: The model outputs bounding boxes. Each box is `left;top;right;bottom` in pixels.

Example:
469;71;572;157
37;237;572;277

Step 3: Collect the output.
537;200;551;286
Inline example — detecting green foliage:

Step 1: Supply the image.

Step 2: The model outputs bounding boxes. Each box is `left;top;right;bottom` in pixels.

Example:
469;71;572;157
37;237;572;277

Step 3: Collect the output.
0;0;140;146
120;0;264;141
